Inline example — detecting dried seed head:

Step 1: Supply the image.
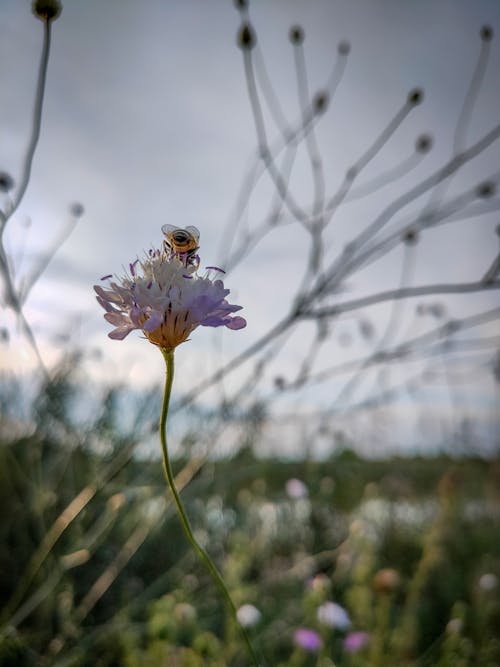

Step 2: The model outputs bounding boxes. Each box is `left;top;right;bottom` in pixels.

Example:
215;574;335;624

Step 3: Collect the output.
313;90;329;114
32;0;62;21
428;302;446;319
274;376;286;391
0;171;14;192
70;202;85;217
359;319;375;341
480;25;493;42
289;25;304;45
407;88;424;106
415;134;433;153
338;40;350;55
476;181;496;198
403;228;419;245
237;22;256;50
493;352;500;384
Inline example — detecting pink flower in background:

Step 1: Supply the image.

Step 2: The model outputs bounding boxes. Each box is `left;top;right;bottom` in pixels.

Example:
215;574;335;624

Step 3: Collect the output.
343;631;369;653
293;628;323;652
94;238;246;352
285;478;309;499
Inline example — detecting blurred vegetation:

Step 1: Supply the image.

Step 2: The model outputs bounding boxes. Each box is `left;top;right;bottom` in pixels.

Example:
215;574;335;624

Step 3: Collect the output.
0;368;499;667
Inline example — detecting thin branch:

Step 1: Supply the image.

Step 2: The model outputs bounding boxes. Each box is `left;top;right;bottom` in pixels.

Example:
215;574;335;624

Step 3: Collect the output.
242;48;310;224
305;280;500;319
349;122;500;253
324;92;422;220
2;20;52;230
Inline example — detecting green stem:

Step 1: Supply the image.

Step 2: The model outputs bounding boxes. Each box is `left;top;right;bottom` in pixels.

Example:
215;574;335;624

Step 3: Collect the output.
159;348;261;667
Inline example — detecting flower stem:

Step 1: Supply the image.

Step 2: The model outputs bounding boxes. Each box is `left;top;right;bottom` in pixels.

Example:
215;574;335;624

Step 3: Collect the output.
159;348;261;667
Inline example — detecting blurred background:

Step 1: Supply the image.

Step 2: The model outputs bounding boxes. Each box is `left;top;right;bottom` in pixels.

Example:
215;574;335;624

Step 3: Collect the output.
1;1;499;665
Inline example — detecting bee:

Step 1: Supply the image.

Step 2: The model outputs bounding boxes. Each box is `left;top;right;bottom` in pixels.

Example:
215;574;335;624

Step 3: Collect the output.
161;224;200;267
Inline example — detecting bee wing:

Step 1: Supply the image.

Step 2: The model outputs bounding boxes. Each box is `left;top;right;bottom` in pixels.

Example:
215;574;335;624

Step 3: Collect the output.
161;224;177;235
185;226;200;243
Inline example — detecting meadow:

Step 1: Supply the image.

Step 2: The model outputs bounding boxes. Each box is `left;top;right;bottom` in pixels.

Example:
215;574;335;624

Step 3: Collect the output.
1;368;499;666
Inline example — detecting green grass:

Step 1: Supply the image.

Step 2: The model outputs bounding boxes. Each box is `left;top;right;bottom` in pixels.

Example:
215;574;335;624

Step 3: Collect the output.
0;425;499;666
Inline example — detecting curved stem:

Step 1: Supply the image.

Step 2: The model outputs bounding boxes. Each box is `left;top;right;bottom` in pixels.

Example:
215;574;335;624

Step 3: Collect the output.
159;348;261;667
4;19;52;228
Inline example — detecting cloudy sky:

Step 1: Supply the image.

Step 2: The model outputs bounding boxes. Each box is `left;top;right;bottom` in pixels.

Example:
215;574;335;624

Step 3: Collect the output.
1;0;499;452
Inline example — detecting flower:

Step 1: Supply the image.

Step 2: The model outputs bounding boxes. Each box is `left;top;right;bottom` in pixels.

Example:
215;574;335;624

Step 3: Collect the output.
285;478;309;499
173;602;197;624
317;601;351;630
236;604;262;628
94;241;246;351
372;568;400;594
446;618;463;635
343;631;369;653
293;628;323;652
478;573;498;591
308;573;330;594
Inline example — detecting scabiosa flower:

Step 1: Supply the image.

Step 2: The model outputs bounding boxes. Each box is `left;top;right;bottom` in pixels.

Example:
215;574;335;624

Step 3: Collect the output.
94;241;246;352
293;628;323;652
94;229;258;666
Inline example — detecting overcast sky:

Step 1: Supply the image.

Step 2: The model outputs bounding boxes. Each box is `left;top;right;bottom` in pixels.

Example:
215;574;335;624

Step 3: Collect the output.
1;0;499;452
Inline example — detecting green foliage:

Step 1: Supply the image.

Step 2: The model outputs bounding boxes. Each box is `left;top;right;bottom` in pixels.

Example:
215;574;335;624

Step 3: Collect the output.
0;375;499;666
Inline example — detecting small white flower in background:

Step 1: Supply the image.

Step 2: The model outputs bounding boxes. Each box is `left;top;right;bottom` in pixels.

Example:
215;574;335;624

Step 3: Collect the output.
478;573;498;591
446;618;463;635
94;227;246;352
236;603;262;628
174;602;197;624
317;601;351;630
285;478;309;499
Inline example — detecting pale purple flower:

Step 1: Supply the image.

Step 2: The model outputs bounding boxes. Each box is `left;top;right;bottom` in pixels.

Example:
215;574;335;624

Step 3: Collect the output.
285;478;309;499
94;242;246;351
293;628;323;652
317;601;351;630
343;631;369;653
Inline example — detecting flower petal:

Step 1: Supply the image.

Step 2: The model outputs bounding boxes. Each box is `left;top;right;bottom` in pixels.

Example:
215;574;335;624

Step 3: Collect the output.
108;325;135;340
143;310;163;331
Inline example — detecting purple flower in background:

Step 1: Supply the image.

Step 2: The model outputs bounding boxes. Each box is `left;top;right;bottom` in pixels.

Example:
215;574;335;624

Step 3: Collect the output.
94;231;246;352
343;631;370;653
293;628;323;652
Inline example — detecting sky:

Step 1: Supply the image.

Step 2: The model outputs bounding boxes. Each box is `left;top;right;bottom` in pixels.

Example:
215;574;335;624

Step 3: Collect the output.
1;0;499;454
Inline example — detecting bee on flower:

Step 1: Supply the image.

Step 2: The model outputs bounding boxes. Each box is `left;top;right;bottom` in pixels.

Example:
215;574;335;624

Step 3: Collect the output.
94;226;246;352
161;224;200;269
